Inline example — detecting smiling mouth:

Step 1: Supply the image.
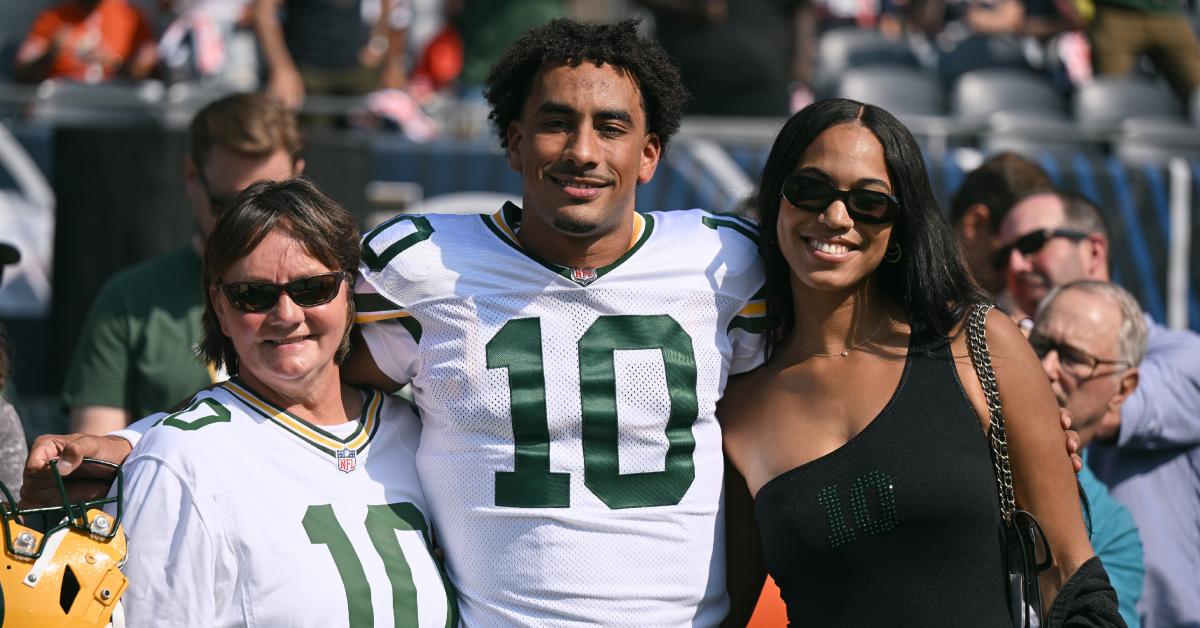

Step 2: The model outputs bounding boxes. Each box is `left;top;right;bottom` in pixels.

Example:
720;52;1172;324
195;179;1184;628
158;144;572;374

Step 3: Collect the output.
267;336;313;346
804;237;855;256
549;174;611;198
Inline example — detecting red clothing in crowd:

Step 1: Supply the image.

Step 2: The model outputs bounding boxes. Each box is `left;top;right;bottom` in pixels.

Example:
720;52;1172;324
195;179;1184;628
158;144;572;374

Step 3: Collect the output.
17;0;156;83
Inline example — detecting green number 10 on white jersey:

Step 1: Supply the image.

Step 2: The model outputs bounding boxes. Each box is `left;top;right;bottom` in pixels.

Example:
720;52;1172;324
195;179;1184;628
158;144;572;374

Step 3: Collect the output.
303;502;458;627
486;314;699;510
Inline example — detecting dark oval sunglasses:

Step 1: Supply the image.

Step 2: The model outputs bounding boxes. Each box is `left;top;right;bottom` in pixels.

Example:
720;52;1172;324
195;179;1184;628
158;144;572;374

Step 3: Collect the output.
218;271;348;313
991;228;1090;270
780;175;899;225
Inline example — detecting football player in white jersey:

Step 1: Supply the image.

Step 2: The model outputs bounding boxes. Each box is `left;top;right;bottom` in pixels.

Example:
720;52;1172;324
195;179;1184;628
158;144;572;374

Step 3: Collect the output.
343;19;767;626
110;179;456;627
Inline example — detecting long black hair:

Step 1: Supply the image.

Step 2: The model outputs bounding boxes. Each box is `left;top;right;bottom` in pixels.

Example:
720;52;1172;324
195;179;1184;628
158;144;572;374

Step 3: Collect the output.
756;99;984;350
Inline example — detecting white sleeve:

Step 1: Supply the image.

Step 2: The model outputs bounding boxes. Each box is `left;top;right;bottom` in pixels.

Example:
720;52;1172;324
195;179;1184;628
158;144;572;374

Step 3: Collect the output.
727;294;767;375
360;321;421;385
114;456;225;628
354;272;421;385
106;412;165;449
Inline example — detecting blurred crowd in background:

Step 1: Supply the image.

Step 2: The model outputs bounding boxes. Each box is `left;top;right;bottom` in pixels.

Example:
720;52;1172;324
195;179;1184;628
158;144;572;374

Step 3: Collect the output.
2;0;1199;133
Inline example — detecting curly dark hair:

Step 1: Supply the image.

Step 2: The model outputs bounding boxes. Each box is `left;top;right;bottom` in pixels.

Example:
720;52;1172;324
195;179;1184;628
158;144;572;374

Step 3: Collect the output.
484;18;687;152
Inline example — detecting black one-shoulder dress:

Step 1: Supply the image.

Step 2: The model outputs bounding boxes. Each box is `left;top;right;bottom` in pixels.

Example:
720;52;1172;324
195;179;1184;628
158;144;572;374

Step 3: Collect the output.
755;326;1012;627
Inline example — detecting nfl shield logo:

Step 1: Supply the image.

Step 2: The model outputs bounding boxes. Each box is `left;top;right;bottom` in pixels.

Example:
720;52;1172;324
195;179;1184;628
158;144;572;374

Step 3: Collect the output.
571;267;598;286
336;448;357;474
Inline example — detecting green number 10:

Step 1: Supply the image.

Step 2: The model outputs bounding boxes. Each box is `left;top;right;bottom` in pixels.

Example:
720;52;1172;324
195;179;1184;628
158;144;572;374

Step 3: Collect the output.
302;502;457;627
486;314;700;510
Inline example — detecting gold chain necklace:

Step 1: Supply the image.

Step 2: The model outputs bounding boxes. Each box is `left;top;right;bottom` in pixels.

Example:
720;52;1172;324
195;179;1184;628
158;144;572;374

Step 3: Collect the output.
796;314;889;358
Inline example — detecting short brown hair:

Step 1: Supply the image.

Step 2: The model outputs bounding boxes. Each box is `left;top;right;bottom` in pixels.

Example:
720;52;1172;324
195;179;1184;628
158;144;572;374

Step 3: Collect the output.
189;93;304;172
1059;191;1110;243
199;177;360;375
950;152;1054;229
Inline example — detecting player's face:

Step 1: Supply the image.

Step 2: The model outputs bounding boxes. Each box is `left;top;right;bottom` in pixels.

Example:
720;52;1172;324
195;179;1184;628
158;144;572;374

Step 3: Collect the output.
776;123;894;297
188;147;299;242
505;62;661;259
211;229;350;395
998;193;1089;315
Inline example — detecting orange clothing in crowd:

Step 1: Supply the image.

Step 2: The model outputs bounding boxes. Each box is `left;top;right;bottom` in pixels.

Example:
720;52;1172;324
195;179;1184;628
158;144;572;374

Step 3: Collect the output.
748;576;789;627
17;0;156;83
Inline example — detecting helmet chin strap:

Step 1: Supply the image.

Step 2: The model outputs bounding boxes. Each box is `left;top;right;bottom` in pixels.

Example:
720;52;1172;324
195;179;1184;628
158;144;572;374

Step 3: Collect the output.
20;527;69;589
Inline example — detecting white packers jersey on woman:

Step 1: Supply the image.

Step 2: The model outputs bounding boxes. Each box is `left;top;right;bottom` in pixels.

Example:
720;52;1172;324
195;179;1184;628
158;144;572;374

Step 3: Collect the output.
113;381;457;628
355;204;766;626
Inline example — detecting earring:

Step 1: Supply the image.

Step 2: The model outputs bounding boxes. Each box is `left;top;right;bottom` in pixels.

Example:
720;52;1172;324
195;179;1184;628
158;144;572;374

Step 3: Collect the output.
885;242;902;263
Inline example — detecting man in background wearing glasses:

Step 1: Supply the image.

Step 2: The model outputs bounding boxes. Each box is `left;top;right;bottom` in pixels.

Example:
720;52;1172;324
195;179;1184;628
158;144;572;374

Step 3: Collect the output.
1031;280;1146;627
62;93;304;435
1004;192;1200;628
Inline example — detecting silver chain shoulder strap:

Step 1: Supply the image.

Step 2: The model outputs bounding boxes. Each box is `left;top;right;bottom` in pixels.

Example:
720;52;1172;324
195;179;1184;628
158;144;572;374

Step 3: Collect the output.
966;302;1017;524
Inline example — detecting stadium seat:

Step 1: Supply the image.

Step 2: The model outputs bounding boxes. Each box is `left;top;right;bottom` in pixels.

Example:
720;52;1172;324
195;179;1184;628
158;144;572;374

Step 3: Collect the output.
1073;77;1183;136
936;34;1029;88
814;28;919;98
950;68;1065;129
1116;139;1200;166
1115;117;1200;165
836;66;943;116
31;79;165;126
981;110;1101;160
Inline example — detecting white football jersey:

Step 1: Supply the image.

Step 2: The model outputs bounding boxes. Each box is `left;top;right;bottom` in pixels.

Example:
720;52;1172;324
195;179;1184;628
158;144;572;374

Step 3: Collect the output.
356;205;766;627
113;381;457;628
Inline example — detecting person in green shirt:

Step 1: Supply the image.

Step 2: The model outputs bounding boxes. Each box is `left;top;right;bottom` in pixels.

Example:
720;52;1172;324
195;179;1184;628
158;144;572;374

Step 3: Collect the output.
62;93;306;434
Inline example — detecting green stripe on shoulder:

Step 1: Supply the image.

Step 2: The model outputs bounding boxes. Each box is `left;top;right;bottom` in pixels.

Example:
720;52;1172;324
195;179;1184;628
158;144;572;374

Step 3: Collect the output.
362;215;435;272
355;292;404;314
707;211;760;231
702;215;760;244
728;316;769;334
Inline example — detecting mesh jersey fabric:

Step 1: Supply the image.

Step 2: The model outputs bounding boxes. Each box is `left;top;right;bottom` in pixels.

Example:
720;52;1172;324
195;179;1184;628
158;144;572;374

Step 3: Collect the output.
114;381;455;627
355;205;766;626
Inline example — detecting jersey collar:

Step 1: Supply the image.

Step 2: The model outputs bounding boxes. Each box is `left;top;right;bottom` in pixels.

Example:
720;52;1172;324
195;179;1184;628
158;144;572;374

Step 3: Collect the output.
223;378;382;458
481;202;654;287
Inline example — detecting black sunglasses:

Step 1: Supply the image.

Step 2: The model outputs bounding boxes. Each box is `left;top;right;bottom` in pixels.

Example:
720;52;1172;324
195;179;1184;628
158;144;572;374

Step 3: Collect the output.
992;228;1090;270
780;175;899;224
218;271;347;313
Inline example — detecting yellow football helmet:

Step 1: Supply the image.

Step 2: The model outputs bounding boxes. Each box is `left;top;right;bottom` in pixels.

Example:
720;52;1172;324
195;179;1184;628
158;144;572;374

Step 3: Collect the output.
0;459;127;628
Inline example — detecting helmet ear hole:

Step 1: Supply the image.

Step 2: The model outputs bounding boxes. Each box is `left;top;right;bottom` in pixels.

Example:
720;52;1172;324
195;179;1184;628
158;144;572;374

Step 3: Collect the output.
59;565;81;614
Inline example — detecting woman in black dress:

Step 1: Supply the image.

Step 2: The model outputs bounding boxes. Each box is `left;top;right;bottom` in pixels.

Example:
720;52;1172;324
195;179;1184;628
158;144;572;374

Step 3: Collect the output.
720;99;1117;626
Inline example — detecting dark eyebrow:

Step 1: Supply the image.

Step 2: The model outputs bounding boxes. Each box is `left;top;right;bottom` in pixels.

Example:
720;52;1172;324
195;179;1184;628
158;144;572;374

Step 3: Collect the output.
536;102;576;116
595;109;633;124
794;167;890;191
536;101;633;124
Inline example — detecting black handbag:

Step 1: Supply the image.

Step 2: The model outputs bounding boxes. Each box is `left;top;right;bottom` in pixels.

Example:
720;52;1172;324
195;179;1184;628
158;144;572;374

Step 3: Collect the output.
966;303;1054;628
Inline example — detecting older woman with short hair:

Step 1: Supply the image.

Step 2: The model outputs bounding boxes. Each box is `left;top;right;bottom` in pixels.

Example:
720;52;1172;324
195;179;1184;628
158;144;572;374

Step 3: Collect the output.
116;177;456;627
